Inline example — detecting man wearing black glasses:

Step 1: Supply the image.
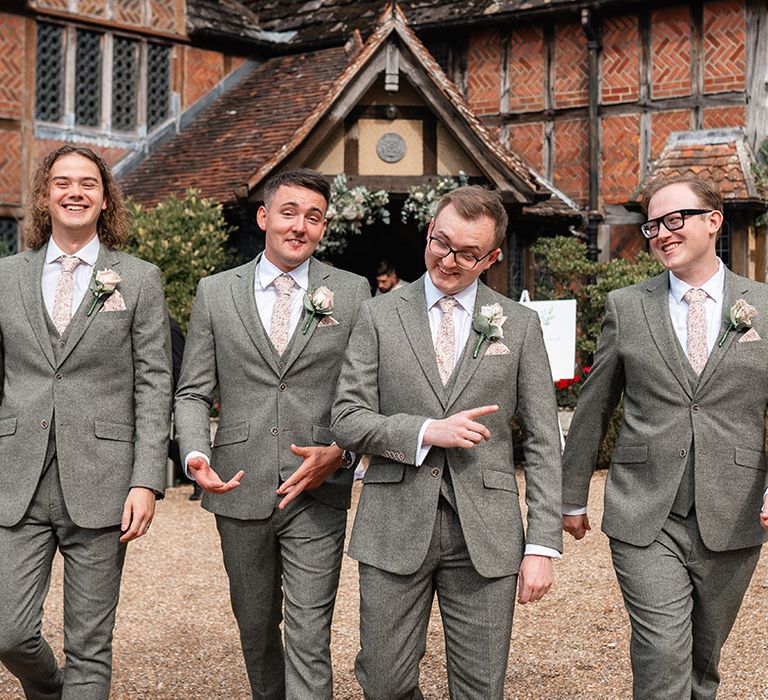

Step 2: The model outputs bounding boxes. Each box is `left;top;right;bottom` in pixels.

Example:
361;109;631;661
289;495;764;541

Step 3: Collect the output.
562;175;768;699
333;185;562;697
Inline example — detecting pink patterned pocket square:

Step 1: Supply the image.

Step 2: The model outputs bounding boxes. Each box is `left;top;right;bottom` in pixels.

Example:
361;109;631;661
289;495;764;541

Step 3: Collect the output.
99;289;127;312
484;341;510;356
318;315;339;327
738;327;761;343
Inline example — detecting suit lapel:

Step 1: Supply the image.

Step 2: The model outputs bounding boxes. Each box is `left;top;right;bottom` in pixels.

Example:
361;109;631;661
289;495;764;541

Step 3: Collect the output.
396;277;447;408
19;246;56;369
640;273;693;399
231;255;281;376
281;258;326;374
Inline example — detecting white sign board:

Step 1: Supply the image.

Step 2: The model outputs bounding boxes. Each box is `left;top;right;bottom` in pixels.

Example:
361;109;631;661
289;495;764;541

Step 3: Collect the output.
519;291;577;381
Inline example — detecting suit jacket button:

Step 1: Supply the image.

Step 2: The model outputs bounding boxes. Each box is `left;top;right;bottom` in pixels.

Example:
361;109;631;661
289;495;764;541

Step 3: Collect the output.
679;448;687;458
41;420;48;429
271;427;279;436
279;383;287;391
54;373;63;381
431;467;440;477
691;404;700;413
398;452;405;460
58;341;65;348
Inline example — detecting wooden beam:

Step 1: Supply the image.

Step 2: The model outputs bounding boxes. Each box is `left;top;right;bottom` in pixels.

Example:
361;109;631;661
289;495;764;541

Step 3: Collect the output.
344;117;359;175
422;112;437;175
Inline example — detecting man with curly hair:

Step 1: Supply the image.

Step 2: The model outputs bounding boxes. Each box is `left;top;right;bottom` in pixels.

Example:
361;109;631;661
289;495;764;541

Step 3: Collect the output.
0;145;172;699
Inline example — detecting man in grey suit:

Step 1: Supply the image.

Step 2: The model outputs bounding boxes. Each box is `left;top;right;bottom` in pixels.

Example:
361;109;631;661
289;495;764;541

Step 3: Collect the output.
332;186;563;698
563;175;768;699
0;145;172;699
174;169;370;699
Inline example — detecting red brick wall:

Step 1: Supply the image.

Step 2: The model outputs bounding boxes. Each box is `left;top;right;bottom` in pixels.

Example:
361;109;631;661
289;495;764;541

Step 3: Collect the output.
601;16;640;104
702;105;747;128
467;29;502;116
184;47;225;109
651;7;692;99
507;26;545;112
703;0;746;93
77;0;107;18
610;225;646;260
506;122;544;171
149;0;178;34
0;131;23;205
554;23;588;108
554;119;588;204
651;110;692;159
34;140;129;169
601;114;640;204
0;13;24;120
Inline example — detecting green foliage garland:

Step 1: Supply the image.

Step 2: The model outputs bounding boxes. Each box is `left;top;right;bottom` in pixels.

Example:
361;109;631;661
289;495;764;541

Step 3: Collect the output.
401;172;470;230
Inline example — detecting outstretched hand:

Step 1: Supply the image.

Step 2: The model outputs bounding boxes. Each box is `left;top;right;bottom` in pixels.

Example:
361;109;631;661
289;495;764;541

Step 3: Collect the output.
423;405;498;449
276;444;344;509
188;455;244;494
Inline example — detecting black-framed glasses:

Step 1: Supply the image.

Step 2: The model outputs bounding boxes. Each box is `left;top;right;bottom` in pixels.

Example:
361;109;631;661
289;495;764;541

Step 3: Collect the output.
640;209;714;239
427;236;495;270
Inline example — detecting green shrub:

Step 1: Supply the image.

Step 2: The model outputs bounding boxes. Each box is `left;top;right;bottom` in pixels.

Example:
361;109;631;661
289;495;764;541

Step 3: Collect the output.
0;237;12;258
125;189;238;332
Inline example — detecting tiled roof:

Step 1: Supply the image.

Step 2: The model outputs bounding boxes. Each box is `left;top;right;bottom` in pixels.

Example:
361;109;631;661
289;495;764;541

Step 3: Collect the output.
187;0;300;45
634;129;764;205
121;47;350;206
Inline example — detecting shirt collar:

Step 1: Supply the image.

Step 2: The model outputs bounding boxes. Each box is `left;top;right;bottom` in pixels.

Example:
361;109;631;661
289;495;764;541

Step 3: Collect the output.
45;234;100;267
257;254;310;293
669;258;724;304
423;273;478;316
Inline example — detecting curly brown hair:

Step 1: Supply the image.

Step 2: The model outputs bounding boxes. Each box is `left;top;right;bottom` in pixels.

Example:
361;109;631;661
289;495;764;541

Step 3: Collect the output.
24;145;130;250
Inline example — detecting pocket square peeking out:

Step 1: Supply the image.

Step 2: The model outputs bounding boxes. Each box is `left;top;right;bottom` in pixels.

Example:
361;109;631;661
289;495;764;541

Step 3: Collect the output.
738;327;761;343
484;341;510;355
99;289;127;312
319;315;339;327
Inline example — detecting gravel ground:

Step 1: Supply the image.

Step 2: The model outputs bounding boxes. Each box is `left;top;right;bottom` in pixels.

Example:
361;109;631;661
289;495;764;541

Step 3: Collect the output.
1;471;766;699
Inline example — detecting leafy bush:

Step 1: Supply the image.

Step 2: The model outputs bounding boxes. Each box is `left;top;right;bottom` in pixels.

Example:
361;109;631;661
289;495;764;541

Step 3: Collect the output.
125;189;238;332
0;237;13;258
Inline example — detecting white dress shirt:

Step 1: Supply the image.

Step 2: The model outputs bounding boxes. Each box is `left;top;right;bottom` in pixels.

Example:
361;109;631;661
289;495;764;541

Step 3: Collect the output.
42;235;100;320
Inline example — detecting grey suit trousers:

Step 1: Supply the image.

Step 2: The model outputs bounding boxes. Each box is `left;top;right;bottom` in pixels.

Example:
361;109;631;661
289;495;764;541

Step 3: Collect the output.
356;499;517;700
215;492;347;700
0;457;126;700
610;510;761;700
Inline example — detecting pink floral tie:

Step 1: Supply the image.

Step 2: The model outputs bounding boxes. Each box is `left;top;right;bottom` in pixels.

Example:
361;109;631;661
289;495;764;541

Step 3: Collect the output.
684;288;708;375
435;296;457;385
269;273;296;355
52;255;82;335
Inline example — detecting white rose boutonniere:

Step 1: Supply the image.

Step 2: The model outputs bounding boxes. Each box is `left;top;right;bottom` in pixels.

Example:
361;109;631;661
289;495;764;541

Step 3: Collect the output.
472;302;507;358
302;286;335;334
718;298;757;347
87;269;122;316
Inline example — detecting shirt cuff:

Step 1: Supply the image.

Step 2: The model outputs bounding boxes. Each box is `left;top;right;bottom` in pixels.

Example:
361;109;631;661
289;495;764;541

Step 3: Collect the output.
562;503;588;516
184;451;210;481
762;488;768;511
525;545;562;560
415;419;434;467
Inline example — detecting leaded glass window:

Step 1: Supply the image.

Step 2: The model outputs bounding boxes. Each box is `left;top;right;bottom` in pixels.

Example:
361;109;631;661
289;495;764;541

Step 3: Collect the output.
112;37;138;131
75;30;103;127
0;218;18;256
35;23;64;122
147;43;170;130
717;221;732;269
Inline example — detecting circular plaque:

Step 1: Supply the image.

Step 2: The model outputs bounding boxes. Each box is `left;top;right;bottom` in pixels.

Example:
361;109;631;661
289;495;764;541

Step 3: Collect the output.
376;133;406;163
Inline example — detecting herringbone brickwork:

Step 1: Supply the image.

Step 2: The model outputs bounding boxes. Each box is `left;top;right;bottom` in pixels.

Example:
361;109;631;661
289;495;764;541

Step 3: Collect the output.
651;110;691;160
0;13;24;120
554;119;588;204
149;0;178;33
506;26;545;112
703;1;745;93
651;7;692;99
610;225;646;260
35;139;129;169
467;29;501;116
703;105;746;129
602;16;640;104
35;0;68;10
114;0;145;27
77;0;107;18
601;114;640;203
184;48;224;109
0;131;22;205
554;23;588;108
506;122;544;171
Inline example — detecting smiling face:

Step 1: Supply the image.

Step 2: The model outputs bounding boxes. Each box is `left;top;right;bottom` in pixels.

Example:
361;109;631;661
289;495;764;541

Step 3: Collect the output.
257;184;327;272
647;182;722;286
47;153;107;245
425;202;500;296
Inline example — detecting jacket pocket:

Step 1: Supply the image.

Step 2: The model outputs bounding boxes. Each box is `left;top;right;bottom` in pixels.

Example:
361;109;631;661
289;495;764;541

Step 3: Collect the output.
213;421;250;447
363;459;405;484
482;468;518;492
734;447;767;472
612;445;648;464
94;420;135;442
312;424;334;446
0;417;17;437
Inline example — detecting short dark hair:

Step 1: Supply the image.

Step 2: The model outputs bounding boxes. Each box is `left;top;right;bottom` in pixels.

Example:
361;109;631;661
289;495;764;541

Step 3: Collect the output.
262;168;331;209
376;260;396;277
434;185;508;247
640;175;723;214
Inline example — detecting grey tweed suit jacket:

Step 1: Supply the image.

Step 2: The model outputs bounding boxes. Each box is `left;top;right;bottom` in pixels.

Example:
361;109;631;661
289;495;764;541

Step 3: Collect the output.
174;255;370;520
563;269;768;551
332;276;563;578
0;244;172;529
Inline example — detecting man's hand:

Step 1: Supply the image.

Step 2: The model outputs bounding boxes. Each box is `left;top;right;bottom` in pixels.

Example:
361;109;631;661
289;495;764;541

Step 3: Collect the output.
761;494;768;530
188;456;244;494
517;554;553;604
276;444;344;510
563;514;591;540
120;487;156;543
423;405;498;449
